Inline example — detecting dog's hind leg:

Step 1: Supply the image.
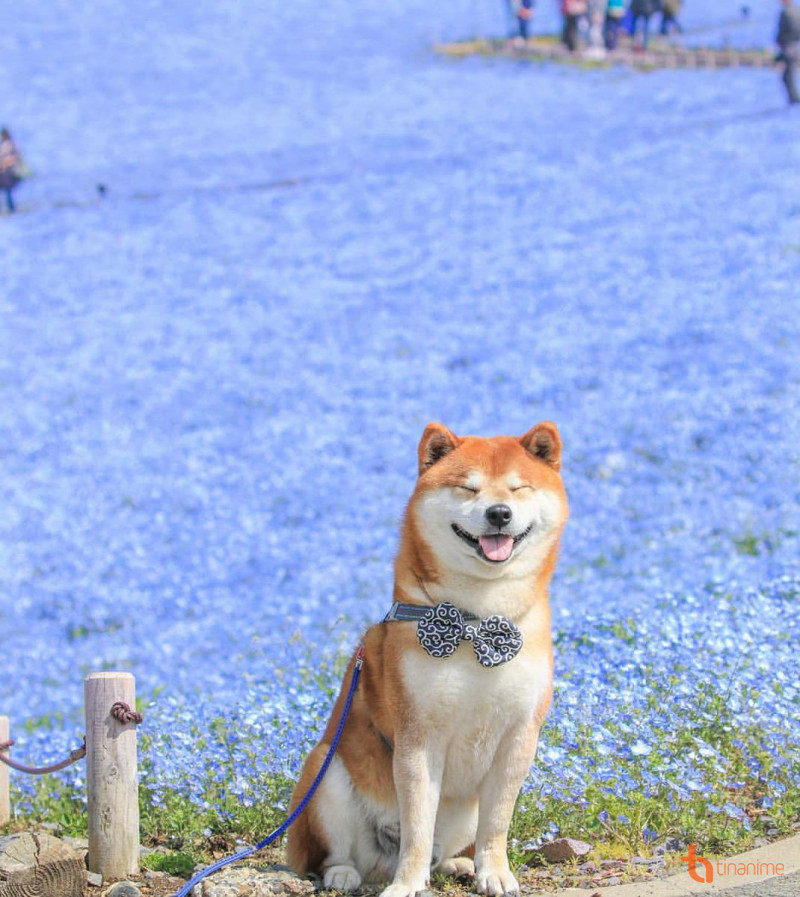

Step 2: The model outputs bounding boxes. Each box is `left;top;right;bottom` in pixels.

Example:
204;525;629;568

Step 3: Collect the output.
436;856;476;879
312;755;366;891
433;796;478;880
287;748;364;891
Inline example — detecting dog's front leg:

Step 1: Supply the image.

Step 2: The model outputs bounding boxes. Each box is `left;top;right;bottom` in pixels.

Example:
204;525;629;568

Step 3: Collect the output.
380;738;442;897
474;722;542;897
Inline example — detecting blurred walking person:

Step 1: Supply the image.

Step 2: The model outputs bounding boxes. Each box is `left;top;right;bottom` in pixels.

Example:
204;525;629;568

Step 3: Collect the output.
630;0;658;49
604;0;627;49
562;0;588;51
510;0;536;46
776;0;800;104
660;0;683;33
585;0;607;56
0;128;25;213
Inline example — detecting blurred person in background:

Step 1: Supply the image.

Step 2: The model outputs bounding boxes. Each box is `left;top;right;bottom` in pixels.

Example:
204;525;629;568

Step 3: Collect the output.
660;0;683;33
776;0;800;103
630;0;659;49
604;0;627;49
585;0;608;57
510;0;536;46
0;128;25;213
562;0;588;51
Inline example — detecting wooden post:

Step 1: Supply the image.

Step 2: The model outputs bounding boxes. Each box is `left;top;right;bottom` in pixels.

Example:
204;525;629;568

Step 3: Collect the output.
0;715;9;827
84;673;140;878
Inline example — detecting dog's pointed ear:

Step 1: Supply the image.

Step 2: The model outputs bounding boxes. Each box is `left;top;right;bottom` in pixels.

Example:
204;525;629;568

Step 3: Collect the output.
520;422;562;471
418;423;460;475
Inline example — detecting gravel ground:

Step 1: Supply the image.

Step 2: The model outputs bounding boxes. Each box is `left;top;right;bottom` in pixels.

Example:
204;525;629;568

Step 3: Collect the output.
90;869;800;897
84;851;681;897
705;870;800;897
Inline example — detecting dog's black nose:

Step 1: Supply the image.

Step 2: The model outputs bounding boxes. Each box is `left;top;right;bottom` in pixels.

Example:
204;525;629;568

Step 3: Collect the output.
485;503;513;529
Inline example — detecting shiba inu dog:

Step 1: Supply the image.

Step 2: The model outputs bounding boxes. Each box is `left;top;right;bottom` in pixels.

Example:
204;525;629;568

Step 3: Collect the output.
286;422;568;897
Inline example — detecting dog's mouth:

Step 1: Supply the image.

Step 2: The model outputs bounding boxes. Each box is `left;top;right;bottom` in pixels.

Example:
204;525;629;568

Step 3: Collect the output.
451;522;534;563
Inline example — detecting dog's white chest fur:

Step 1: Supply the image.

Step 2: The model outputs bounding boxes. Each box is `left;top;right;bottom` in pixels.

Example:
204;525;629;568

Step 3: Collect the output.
401;644;549;798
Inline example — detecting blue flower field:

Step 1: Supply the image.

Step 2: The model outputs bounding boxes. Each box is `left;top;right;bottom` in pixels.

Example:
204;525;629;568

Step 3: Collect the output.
1;0;799;859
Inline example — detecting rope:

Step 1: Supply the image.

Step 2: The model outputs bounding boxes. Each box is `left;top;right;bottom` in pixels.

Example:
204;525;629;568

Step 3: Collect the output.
171;644;365;897
111;701;144;725
0;738;86;775
0;702;142;776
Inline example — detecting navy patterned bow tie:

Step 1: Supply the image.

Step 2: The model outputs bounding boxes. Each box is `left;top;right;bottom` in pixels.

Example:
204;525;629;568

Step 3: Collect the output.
384;601;523;668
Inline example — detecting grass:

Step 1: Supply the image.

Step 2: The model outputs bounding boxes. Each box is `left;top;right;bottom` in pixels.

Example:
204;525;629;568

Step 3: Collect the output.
4;665;798;885
3;587;798;885
511;731;799;860
138;772;296;854
141;850;198;879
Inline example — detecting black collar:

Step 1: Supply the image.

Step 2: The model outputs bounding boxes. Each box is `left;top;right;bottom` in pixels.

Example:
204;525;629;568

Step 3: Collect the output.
384;601;479;623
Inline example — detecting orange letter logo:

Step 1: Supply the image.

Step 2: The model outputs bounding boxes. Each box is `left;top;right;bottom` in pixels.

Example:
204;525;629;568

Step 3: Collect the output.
682;844;714;883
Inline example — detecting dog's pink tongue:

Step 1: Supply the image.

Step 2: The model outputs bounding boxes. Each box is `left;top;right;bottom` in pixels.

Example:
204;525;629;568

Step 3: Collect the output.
479;534;514;562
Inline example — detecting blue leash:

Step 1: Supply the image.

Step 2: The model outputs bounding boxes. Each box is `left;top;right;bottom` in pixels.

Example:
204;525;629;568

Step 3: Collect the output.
172;646;364;897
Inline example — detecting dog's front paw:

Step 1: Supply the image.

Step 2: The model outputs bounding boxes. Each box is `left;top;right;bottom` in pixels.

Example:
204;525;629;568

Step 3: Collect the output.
475;867;519;897
435;856;475;879
379;880;430;897
324;864;362;892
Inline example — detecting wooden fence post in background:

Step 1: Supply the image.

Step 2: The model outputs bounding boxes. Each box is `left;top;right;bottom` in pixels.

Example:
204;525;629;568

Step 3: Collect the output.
0;715;9;827
84;673;140;878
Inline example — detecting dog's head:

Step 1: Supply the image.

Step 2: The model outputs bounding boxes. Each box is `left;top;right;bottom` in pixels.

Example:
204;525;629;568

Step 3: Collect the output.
408;422;568;582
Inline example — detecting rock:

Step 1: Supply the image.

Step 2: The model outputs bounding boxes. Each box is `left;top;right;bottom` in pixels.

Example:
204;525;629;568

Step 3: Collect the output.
0;832;85;897
87;870;104;887
105;882;142;897
62;836;89;856
653;836;684;856
538;838;593;863
192;867;316;897
603;877;622;886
